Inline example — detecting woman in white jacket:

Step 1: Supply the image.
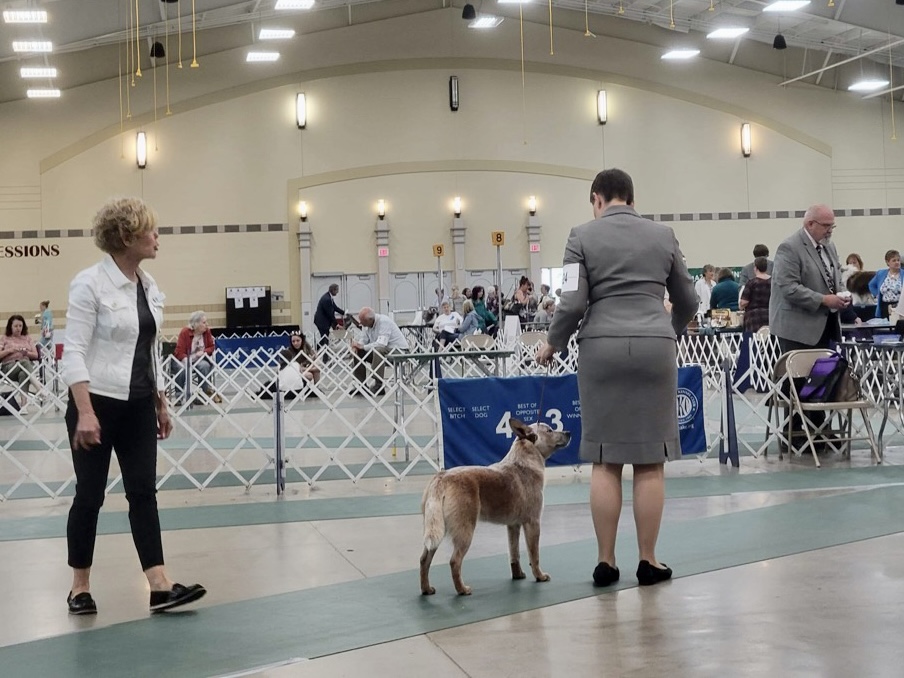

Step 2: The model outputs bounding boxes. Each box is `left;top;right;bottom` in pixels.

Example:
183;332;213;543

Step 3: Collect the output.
60;198;205;616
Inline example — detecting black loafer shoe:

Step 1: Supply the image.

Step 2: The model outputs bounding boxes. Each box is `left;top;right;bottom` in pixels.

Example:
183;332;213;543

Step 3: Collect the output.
637;560;672;586
67;591;97;616
592;562;620;587
149;583;207;612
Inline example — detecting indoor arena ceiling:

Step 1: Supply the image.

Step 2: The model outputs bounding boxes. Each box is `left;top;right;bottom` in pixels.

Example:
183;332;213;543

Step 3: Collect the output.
2;0;904;104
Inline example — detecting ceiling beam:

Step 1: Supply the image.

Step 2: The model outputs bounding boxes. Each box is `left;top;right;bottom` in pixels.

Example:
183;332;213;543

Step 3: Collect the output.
780;38;904;86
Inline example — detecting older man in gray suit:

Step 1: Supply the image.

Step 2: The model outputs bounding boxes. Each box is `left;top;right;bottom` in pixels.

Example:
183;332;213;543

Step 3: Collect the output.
769;204;850;352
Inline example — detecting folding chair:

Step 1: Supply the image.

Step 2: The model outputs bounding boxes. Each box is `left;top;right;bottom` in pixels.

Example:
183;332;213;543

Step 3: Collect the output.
460;334;495;350
516;331;547;373
784;349;881;468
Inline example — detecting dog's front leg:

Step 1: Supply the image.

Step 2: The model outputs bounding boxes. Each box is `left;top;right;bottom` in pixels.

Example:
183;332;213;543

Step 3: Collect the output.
507;525;526;579
523;520;550;582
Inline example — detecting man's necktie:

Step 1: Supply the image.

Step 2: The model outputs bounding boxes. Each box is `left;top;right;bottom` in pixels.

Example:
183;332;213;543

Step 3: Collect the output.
815;244;836;294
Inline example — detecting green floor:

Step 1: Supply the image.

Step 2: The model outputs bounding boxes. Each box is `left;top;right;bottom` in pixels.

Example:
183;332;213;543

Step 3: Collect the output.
4;464;904;542
3;484;904;678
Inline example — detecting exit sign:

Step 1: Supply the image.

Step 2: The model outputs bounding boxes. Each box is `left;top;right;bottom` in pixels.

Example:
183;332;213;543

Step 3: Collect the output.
529;243;540;253
377;247;389;257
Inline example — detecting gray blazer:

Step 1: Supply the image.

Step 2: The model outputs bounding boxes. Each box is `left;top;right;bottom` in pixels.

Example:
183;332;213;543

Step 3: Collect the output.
547;205;697;348
768;228;842;346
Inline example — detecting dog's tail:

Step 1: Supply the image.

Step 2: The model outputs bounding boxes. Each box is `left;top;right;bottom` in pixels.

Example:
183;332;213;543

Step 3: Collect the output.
422;476;446;551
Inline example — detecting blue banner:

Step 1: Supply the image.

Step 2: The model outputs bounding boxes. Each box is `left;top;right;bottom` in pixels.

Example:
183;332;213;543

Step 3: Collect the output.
438;367;706;469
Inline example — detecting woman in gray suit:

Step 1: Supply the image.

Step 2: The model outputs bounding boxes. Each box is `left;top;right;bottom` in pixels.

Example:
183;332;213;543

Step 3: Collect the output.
536;169;696;587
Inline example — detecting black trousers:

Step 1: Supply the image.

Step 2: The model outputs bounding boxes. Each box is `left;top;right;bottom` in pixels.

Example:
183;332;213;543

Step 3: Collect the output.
66;392;164;571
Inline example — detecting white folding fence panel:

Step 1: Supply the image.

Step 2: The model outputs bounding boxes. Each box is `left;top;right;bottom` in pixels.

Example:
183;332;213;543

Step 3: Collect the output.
1;336;896;501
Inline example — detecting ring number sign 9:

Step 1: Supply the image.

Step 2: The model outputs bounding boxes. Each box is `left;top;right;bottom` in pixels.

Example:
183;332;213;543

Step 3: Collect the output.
496;409;563;438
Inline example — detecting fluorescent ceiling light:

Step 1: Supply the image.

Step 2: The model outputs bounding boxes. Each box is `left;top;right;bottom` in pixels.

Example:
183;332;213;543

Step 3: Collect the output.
275;0;315;9
3;10;48;23
497;0;531;3
12;40;53;52
20;67;57;78
763;1;811;11
259;28;296;39
706;27;749;39
469;16;504;28
246;51;280;62
27;89;61;98
661;49;700;60
848;79;890;92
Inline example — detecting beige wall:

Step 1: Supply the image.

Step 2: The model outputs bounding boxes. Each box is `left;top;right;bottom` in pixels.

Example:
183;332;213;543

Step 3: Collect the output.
2;7;903;325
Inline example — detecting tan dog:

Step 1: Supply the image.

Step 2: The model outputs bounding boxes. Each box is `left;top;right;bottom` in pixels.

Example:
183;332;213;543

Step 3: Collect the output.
419;418;571;595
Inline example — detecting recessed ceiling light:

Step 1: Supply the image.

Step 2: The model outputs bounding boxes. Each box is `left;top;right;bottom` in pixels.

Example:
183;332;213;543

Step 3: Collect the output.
706;27;749;39
661;49;700;60
20;67;58;78
27;89;61;98
469;16;504;28
3;10;48;23
848;79;890;92
12;40;53;52
259;28;296;39
246;51;280;62
763;1;811;11
274;0;315;9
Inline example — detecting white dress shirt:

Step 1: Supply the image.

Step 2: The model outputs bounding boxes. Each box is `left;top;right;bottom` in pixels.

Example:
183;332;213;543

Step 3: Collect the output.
361;314;409;351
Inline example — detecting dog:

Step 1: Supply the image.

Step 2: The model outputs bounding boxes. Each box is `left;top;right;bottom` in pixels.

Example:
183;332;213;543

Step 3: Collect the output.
419;418;571;596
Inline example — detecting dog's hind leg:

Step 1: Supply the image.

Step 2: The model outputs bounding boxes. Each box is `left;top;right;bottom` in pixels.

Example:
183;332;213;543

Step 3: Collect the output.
508;525;526;579
523;519;550;582
420;547;438;595
449;529;476;595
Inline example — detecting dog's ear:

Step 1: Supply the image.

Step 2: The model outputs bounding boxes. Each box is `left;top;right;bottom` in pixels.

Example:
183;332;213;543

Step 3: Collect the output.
510;418;538;443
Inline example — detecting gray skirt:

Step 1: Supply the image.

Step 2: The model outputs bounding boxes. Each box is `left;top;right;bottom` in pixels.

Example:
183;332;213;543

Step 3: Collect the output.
576;336;680;465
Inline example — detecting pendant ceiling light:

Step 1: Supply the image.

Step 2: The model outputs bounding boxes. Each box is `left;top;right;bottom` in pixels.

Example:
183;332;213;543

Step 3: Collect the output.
462;4;477;20
773;33;788;49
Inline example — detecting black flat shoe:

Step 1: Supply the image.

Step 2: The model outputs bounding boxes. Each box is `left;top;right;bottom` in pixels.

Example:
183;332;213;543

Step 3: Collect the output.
592;562;620;587
67;591;97;615
149;583;207;612
637;560;672;586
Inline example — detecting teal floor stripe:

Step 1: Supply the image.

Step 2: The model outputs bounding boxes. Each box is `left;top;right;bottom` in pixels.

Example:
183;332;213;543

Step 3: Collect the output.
4;465;904;542
3;485;904;678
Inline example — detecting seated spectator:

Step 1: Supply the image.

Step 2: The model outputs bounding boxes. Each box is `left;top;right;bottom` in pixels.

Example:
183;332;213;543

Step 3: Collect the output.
174;311;221;404
259;331;320;399
533;298;556;325
739;256;771;333
486;285;500;318
538;284;554;308
432;301;463;347
710;268;741;312
458;299;483;336
0;315;41;414
869;250;902;319
471;286;498;336
351;307;409;396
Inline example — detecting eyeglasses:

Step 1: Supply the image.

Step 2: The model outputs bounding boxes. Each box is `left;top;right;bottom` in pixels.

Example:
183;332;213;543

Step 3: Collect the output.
812;220;836;230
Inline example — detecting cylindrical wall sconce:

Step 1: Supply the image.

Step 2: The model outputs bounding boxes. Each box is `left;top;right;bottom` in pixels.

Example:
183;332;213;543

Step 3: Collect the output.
377;199;386;219
299;201;308;221
740;122;752;157
449;75;459;111
597;90;607;125
296;92;307;129
452;196;462;217
528;195;537;216
136;131;148;169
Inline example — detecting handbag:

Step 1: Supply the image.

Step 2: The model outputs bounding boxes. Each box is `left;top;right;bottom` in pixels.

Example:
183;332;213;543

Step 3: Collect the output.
799;354;848;403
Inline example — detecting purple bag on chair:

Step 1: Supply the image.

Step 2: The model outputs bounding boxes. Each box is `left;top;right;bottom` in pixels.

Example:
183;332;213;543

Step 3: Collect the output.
799;354;848;403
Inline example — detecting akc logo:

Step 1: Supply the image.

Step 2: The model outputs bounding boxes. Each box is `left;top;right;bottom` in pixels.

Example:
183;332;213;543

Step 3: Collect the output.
676;387;699;426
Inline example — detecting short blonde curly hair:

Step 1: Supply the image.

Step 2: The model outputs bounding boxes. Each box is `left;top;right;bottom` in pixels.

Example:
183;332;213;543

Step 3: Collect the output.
92;197;158;254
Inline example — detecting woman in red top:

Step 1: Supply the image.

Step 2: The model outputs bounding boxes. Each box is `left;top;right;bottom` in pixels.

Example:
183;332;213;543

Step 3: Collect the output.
173;311;221;403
